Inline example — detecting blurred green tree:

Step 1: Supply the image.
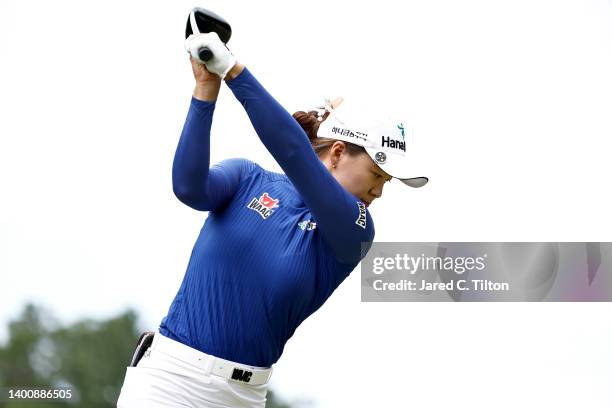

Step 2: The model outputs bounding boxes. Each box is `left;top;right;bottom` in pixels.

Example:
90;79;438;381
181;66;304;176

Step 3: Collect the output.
0;304;297;407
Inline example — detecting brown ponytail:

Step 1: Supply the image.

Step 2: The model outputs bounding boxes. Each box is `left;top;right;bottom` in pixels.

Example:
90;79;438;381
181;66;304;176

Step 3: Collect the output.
292;110;366;158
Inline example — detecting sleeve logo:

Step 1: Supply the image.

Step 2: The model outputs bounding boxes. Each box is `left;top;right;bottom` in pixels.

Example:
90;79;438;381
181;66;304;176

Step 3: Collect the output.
355;202;367;229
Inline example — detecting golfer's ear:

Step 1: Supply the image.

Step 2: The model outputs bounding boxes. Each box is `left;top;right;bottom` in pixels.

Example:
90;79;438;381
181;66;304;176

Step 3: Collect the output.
331;141;346;156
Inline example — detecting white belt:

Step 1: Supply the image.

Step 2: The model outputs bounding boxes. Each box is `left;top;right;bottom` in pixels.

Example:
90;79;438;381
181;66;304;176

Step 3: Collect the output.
149;332;273;386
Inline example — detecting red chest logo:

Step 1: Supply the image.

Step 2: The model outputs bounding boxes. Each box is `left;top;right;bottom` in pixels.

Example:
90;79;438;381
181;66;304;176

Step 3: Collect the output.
260;193;279;209
247;192;280;219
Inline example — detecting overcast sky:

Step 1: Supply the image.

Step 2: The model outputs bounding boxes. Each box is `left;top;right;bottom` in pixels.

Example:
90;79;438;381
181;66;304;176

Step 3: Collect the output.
1;1;612;407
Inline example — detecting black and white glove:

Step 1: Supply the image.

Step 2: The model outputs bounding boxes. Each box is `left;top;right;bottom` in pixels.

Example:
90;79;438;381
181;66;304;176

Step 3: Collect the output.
184;32;237;79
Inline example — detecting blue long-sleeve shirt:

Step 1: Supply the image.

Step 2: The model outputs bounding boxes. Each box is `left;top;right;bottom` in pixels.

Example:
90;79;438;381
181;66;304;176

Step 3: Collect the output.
159;67;375;367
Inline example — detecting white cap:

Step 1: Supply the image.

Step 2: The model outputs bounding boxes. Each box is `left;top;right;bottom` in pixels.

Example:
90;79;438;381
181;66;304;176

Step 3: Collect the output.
316;98;428;188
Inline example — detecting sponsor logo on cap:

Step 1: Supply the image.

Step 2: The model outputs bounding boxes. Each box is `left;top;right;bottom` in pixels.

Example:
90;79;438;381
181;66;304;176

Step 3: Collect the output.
247;192;279;219
298;220;317;231
381;136;406;152
397;123;405;140
355;202;367;229
331;127;368;142
374;152;386;164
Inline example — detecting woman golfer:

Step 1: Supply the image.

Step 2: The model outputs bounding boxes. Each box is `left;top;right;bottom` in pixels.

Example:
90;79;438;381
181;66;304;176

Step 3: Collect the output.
117;30;427;407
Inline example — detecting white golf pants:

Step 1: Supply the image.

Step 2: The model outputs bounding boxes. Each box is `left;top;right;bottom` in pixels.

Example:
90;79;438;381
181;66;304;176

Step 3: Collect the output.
116;332;270;408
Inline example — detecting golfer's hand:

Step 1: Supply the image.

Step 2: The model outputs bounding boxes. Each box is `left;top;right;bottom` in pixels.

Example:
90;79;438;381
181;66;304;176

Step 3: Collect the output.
190;56;221;101
190;55;220;84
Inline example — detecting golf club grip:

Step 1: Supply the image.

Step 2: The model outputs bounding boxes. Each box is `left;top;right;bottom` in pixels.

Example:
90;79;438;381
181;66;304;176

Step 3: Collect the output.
198;47;213;62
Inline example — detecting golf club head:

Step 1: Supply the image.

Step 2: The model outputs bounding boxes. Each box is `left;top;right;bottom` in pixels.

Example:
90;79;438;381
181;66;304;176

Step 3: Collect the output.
185;7;232;43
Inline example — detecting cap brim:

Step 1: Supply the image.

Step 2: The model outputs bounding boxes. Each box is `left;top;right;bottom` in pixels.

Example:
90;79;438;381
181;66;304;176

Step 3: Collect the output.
399;177;429;188
364;147;429;188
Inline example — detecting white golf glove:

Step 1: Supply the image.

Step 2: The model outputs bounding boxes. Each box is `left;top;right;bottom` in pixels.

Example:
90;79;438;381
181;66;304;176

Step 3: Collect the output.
184;32;237;79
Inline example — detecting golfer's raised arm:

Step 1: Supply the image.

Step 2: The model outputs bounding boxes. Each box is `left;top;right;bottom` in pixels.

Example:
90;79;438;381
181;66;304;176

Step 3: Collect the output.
172;60;253;212
225;66;374;264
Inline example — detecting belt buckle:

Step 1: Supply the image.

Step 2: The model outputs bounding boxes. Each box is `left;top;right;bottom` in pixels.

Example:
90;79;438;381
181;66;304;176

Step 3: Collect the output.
228;365;256;384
